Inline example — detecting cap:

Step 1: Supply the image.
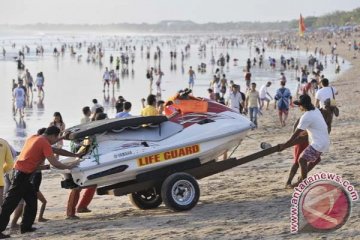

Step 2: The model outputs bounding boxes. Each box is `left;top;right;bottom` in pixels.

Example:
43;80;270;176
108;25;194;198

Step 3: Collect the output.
293;94;312;107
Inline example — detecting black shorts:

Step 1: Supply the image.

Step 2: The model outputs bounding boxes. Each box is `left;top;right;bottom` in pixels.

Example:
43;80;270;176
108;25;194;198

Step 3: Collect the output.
30;172;42;192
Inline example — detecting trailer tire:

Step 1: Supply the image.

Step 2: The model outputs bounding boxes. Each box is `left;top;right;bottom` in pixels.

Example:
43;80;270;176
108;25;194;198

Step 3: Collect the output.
129;189;162;210
161;172;200;211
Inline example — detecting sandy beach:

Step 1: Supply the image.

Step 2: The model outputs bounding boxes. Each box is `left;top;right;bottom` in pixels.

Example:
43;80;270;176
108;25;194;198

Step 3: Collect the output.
4;37;360;240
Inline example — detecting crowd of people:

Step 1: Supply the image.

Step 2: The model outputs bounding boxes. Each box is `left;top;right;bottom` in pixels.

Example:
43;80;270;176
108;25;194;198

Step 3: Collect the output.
2;29;355;238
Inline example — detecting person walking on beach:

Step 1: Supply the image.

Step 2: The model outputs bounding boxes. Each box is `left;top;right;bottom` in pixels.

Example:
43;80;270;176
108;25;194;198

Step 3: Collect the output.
280;94;330;186
13;81;26;118
219;74;228;98
145;67;154;89
259;81;273;110
226;84;243;114
211;75;221;101
274;81;292;127
23;69;33;97
245;82;261;127
315;78;339;133
102;67;110;92
0;126;81;238
188;66;195;90
115;57;120;73
244;69;252;89
35;72;45;97
156;69;164;93
315;78;338;108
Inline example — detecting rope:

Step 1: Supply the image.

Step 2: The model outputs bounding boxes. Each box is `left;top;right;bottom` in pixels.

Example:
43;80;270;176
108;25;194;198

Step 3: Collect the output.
91;136;100;165
228;143;240;158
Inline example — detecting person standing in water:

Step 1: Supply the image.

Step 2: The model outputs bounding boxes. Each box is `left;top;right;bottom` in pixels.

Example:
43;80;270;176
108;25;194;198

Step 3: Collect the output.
35;72;45;97
188;66;195;90
13;81;26;118
102;67;110;92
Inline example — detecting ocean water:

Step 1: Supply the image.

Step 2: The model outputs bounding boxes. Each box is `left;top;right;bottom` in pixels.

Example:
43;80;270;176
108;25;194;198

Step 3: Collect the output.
0;32;351;150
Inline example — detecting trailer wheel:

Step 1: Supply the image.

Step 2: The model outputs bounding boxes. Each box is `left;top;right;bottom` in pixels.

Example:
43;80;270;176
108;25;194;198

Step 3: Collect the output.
161;173;200;211
129;189;162;210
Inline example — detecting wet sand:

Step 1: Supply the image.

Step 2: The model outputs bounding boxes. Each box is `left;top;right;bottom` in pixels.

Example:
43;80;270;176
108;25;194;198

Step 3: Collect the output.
5;38;360;239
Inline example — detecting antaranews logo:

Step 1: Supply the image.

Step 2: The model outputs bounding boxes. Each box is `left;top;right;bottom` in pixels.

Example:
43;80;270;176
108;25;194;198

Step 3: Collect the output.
290;172;358;233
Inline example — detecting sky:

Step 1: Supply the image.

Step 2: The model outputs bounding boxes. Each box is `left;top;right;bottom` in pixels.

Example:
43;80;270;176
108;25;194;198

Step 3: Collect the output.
0;0;359;25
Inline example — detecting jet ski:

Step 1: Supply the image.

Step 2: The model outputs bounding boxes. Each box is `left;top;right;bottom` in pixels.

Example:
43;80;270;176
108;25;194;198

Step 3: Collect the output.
57;90;255;191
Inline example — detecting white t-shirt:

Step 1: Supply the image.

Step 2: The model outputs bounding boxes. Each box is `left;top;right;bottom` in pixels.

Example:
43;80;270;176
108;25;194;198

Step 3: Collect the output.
213;80;220;94
297;108;330;152
103;71;110;80
315;86;337;108
259;85;268;99
91;103;103;113
227;92;243;113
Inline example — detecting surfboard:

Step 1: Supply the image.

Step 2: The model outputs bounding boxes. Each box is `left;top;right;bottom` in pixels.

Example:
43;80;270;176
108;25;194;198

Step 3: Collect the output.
65;116;168;140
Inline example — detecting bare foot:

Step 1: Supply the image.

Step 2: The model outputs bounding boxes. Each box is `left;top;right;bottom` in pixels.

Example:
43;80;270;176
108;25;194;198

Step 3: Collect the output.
291;181;301;188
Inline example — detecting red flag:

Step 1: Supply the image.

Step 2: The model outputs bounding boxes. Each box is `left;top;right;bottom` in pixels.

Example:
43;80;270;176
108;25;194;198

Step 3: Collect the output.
299;14;306;37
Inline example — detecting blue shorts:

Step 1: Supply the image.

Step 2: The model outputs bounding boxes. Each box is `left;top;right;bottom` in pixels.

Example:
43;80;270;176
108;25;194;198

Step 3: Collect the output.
189;77;194;84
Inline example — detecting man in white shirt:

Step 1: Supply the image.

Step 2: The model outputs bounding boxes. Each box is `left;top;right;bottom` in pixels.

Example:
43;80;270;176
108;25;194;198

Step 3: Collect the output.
226;84;243;113
90;99;103;115
13;82;26;118
259;81;273;110
315;78;338;109
280;94;330;185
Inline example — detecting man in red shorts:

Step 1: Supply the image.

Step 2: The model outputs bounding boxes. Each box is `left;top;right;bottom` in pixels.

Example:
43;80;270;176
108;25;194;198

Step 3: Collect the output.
285;118;310;188
280;94;330;187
